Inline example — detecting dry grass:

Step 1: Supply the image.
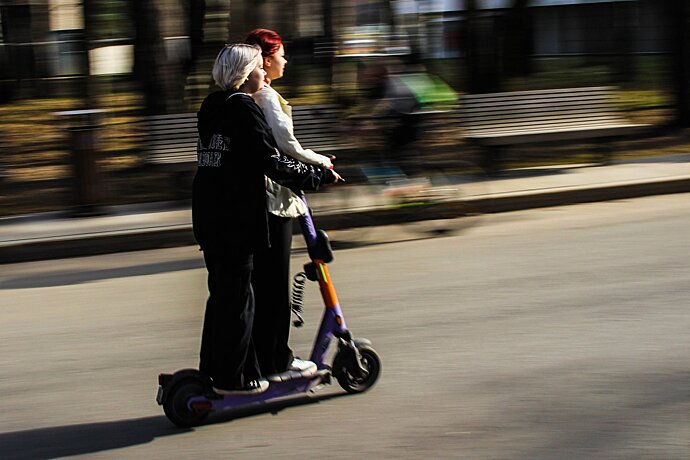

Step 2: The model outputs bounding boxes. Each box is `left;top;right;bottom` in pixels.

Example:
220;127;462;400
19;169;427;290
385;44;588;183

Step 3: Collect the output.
0;93;163;216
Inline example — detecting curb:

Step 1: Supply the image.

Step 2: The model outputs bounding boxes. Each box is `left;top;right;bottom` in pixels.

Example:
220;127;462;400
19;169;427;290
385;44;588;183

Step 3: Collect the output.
480;176;690;213
2;177;690;264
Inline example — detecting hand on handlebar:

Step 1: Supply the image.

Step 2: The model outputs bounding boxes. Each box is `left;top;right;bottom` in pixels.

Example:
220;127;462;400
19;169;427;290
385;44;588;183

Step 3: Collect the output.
330;169;344;183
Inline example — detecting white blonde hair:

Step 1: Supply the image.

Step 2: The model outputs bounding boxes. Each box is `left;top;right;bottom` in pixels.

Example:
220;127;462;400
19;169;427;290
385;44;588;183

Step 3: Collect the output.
212;44;262;90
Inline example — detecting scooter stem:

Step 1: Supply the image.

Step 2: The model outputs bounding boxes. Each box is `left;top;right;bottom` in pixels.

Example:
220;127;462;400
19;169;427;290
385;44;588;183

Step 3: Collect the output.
298;195;348;368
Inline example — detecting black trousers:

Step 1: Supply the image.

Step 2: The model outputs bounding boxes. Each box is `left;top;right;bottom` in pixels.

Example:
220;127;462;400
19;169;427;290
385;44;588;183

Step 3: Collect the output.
252;214;295;376
199;249;260;389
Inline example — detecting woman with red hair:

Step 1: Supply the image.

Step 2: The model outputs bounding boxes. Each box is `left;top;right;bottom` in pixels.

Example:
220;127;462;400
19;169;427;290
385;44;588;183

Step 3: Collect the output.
245;29;342;384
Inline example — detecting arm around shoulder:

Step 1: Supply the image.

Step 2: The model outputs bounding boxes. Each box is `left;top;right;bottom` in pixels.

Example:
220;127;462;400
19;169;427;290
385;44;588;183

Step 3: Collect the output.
234;95;331;191
254;88;333;169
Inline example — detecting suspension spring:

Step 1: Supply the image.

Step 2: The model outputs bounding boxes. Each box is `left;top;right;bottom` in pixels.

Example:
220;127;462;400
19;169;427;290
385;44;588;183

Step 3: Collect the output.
290;272;307;327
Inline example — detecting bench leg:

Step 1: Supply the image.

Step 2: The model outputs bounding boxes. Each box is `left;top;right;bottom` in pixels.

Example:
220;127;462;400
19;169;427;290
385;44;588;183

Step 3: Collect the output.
593;138;614;165
172;170;194;200
479;146;503;175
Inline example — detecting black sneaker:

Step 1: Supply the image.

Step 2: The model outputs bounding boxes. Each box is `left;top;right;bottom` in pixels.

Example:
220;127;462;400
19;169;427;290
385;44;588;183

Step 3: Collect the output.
213;378;269;395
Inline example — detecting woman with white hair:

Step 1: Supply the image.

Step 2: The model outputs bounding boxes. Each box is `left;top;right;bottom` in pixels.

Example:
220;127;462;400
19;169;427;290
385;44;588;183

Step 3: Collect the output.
192;44;337;395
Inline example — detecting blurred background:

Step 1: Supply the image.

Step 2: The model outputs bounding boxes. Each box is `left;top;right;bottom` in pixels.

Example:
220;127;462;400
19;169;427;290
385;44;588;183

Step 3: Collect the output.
1;0;690;217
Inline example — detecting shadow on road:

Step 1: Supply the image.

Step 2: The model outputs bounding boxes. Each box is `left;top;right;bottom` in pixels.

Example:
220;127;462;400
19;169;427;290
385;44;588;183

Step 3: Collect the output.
0;392;348;459
0;415;179;460
0;259;205;289
1;226;477;289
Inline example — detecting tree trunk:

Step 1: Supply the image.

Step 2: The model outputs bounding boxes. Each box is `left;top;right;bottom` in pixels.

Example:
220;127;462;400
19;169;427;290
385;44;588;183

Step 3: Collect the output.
503;0;532;78
322;0;334;87
82;0;96;107
130;0;166;115
464;0;500;93
0;5;36;100
229;0;262;42
669;0;690;127
184;0;206;74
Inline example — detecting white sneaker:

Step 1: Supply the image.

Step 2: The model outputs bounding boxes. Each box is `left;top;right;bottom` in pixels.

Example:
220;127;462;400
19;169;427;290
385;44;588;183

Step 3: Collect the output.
290;358;317;375
213;378;269;395
267;358;318;382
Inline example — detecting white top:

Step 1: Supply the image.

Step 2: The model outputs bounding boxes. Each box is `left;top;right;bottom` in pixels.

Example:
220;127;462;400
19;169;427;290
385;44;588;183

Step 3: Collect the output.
253;85;333;218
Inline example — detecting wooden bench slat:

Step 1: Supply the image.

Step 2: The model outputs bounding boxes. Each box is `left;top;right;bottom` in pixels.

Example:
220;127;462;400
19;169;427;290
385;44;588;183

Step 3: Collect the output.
462;115;615;126
147;132;197;139
463;115;627;130
149;148;197;155
151;152;196;158
461;92;613;104
460;100;614;115
463;109;624;121
465;117;614;127
465;121;641;135
468;125;644;146
460;100;613;113
461;93;613;105
460;86;615;100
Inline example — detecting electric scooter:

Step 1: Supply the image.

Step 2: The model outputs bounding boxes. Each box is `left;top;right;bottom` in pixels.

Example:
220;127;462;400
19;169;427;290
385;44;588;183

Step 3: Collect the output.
156;196;381;427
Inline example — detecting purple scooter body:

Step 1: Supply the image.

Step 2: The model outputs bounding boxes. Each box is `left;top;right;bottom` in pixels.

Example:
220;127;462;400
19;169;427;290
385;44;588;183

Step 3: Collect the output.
157;197;380;427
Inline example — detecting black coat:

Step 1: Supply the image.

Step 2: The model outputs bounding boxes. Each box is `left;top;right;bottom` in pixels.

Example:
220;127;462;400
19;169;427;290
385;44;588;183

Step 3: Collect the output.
192;90;330;253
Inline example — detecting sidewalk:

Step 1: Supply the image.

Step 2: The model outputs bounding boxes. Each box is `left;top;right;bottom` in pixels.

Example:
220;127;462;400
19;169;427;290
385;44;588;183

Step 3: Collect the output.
2;154;690;264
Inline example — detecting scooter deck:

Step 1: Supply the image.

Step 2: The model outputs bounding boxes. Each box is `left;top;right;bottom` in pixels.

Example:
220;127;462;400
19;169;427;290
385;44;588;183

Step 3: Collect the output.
188;369;332;412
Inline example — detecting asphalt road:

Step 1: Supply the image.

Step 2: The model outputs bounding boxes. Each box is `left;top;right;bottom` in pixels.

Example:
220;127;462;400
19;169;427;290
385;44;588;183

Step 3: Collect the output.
1;194;689;459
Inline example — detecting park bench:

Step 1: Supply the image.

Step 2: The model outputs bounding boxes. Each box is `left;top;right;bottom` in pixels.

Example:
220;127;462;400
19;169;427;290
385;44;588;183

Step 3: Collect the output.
141;104;353;196
144;104;352;170
458;86;647;171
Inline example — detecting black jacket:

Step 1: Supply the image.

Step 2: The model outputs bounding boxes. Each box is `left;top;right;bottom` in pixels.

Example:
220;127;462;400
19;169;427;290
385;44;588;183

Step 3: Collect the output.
192;90;331;253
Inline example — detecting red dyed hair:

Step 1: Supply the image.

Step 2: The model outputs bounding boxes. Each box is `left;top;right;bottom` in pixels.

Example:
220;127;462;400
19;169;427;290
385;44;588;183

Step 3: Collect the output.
245;28;283;58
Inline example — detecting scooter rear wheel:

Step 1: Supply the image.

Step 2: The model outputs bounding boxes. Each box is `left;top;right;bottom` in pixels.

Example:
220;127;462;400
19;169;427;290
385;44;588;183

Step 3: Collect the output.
163;378;209;427
336;344;381;394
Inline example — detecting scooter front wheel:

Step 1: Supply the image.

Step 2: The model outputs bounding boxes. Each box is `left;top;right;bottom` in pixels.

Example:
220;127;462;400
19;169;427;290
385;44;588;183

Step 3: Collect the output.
335;344;381;394
163;378;209;427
